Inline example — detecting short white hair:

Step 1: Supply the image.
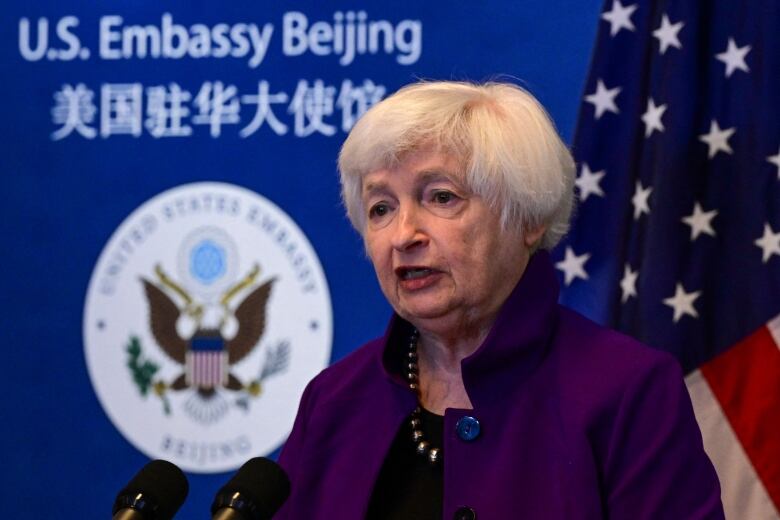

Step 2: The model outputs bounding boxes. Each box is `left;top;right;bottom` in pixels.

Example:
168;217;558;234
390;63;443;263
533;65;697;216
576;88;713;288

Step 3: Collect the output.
338;80;576;250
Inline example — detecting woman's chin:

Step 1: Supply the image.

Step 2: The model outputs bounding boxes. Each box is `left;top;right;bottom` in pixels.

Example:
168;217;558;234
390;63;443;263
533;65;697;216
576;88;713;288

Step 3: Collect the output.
395;300;459;328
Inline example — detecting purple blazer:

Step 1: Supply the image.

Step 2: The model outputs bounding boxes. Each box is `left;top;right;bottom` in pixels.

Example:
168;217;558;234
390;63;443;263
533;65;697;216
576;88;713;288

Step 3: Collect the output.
277;252;724;519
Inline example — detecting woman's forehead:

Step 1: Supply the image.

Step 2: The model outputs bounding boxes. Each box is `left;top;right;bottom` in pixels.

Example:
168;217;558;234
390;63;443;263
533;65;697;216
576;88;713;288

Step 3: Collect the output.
363;149;463;184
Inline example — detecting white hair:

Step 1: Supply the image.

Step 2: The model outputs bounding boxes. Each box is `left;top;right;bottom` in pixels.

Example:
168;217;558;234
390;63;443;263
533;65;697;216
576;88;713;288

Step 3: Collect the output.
338;80;576;250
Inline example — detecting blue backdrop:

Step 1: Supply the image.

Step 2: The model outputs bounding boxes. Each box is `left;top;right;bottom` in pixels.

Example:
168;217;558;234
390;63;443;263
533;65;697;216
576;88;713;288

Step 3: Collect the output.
1;2;601;517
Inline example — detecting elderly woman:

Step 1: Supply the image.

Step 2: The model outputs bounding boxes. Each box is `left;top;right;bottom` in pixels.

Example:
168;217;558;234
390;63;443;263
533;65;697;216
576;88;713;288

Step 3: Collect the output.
277;81;723;519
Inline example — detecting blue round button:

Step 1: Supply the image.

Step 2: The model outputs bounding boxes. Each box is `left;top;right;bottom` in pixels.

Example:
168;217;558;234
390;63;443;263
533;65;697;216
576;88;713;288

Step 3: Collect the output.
455;416;481;441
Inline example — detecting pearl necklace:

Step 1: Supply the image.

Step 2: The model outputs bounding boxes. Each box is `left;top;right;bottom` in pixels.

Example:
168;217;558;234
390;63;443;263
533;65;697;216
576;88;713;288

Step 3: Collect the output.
404;329;442;464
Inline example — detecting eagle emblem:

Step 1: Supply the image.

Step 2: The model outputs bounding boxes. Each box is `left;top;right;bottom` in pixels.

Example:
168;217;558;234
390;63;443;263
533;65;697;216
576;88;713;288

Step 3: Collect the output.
126;261;288;424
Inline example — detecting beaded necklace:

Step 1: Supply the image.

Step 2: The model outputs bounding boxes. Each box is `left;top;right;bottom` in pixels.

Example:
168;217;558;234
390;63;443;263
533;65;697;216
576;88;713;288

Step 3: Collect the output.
404;330;442;464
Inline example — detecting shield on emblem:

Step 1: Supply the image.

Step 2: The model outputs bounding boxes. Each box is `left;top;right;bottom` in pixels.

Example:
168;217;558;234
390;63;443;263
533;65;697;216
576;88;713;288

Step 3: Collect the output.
185;333;228;388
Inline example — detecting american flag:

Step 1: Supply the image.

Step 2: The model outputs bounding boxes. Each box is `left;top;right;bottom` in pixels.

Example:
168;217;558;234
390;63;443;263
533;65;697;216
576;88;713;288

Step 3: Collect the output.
554;0;780;517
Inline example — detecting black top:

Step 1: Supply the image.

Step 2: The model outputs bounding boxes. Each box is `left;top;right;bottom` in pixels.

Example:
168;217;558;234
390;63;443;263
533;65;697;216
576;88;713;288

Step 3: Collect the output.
365;408;444;519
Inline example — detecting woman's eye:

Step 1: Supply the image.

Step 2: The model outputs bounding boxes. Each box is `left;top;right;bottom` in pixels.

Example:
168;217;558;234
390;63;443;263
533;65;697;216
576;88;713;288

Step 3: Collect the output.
369;203;390;218
432;191;455;204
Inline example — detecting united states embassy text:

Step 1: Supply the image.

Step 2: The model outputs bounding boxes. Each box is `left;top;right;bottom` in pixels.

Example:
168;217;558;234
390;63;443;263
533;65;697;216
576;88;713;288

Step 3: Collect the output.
19;12;422;68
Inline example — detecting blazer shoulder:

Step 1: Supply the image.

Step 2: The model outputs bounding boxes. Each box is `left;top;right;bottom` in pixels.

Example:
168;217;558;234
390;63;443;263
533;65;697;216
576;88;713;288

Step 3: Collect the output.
548;306;685;416
304;335;388;404
555;305;677;374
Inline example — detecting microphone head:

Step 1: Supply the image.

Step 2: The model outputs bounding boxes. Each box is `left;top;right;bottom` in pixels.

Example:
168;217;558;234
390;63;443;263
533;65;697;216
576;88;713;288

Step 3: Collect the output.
113;459;189;520
211;457;291;520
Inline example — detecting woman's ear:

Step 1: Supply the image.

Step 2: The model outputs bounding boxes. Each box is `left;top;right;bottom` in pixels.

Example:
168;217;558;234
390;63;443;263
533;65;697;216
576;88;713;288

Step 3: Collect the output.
523;224;546;249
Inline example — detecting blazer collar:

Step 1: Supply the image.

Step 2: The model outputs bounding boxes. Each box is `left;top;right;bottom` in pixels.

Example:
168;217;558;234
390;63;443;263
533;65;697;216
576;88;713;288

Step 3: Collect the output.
380;251;560;409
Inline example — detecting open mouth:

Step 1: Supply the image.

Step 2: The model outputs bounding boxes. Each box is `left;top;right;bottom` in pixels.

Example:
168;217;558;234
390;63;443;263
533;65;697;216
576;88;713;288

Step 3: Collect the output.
396;267;434;280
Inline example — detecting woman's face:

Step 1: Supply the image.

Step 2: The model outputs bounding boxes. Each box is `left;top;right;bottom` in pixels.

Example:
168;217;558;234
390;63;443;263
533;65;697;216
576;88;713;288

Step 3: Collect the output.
361;149;541;335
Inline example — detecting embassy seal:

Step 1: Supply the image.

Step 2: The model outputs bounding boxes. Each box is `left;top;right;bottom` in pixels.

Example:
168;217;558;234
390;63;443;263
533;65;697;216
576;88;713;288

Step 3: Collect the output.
83;182;332;473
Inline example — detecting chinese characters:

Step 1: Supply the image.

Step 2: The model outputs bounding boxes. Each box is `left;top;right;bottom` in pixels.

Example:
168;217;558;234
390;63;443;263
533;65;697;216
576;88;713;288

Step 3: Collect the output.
51;79;386;140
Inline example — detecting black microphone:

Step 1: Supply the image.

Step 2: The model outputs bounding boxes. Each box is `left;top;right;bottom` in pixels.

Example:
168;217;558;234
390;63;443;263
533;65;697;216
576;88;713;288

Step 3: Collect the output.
112;459;189;520
211;457;291;520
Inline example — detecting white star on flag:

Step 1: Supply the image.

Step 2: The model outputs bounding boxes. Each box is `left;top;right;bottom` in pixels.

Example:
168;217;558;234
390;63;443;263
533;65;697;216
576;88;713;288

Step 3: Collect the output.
767;146;780;180
585;79;621;119
652;14;684;54
601;0;638;37
715;38;751;78
555;246;590;286
699;119;735;158
681;202;718;240
663;283;701;323
575;163;606;201
620;264;638;303
754;223;780;263
632;180;652;219
641;98;668;137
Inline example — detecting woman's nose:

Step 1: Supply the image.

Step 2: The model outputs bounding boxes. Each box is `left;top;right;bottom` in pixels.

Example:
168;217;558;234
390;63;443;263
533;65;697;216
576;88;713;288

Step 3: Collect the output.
391;205;426;251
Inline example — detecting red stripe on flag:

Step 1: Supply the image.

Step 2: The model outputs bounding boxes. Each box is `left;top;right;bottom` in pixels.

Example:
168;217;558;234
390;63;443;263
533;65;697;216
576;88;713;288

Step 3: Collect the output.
701;322;780;511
